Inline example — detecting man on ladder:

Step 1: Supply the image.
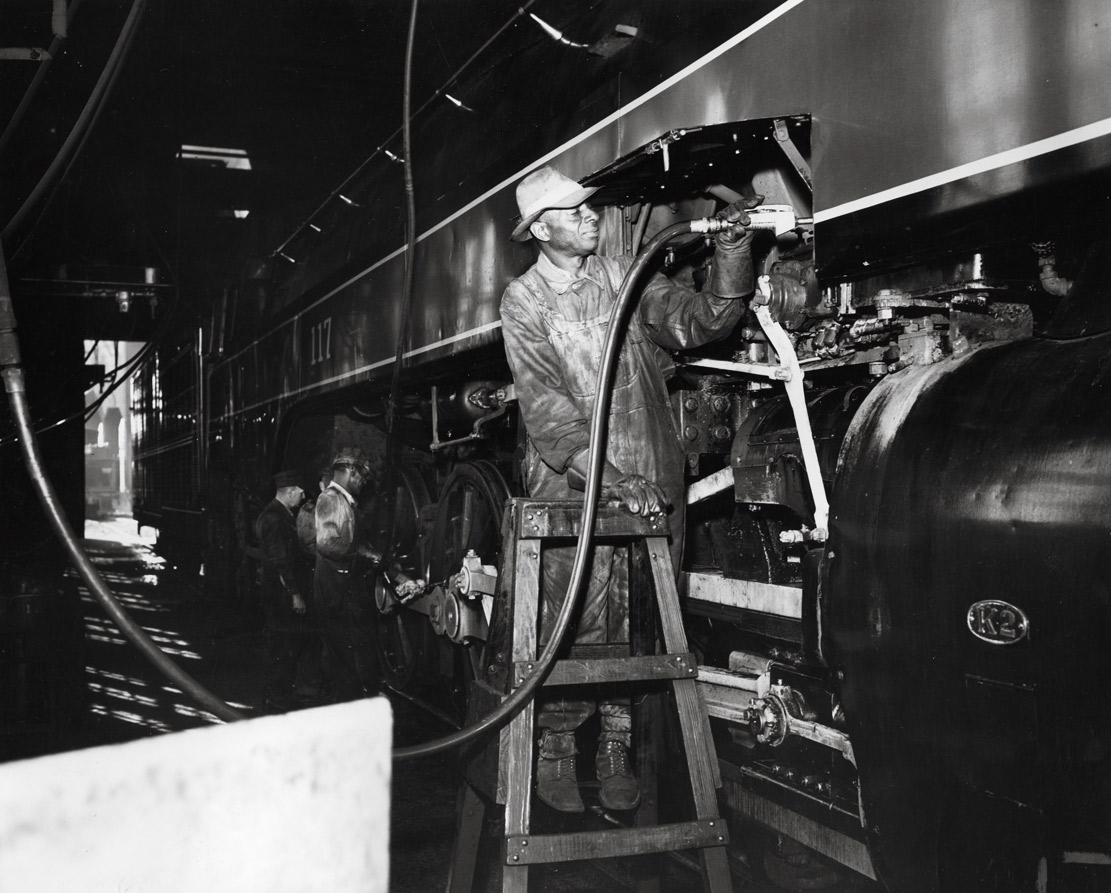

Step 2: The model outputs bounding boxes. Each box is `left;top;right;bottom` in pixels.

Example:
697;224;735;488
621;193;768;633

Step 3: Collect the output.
499;166;758;813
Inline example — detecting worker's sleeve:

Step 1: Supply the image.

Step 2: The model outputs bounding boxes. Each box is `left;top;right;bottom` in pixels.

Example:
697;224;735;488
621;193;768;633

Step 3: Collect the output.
314;491;355;561
633;253;750;351
501;283;620;480
257;510;298;593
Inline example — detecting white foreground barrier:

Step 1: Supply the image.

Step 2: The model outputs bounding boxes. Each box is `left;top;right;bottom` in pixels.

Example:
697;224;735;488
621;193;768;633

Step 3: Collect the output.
0;698;392;892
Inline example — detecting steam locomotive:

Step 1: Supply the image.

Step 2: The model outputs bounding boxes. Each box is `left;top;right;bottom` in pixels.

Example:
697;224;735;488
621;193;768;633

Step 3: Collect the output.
132;1;1111;889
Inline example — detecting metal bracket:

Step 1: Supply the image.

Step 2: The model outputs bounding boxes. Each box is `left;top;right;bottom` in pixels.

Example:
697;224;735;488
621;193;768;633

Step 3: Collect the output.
0;48;52;61
681;281;830;532
678;356;791;381
772;118;813;190
752;282;830;538
429;384;511;452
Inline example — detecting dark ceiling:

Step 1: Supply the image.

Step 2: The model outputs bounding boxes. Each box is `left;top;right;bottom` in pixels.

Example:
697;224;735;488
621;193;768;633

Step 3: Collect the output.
0;0;538;318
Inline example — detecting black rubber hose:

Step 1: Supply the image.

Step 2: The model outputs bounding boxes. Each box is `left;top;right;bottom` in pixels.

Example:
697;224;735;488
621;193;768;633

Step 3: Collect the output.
0;246;245;724
385;0;419;455
393;220;697;760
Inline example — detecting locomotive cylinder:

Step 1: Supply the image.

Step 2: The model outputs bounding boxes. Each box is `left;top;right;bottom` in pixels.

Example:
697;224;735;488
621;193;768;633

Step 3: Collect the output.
828;330;1111;892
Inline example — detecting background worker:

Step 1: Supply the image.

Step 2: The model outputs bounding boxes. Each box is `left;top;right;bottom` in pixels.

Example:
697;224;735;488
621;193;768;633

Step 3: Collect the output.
297;466;331;558
289;465;332;704
254;469;309;711
314;447;382;700
500;166;758;812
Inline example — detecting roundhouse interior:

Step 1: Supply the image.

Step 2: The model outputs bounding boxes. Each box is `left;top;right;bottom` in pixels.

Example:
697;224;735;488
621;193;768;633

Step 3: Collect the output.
1;2;1109;891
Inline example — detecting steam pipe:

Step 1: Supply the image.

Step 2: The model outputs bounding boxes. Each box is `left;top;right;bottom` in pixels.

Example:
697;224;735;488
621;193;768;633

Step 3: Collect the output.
393;219;704;760
1034;245;1072;296
0;244;245;724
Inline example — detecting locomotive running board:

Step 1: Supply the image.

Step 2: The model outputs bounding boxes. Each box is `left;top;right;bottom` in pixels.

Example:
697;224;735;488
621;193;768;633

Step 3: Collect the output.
683;571;802;619
720;760;877;882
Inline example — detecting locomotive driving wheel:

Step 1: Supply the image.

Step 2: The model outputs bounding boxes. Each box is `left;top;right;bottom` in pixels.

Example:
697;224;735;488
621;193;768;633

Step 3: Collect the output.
367;463;431;692
427;460;509;719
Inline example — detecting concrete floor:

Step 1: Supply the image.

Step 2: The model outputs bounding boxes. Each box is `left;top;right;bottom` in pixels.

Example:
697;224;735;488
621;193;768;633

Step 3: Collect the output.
5;519;715;892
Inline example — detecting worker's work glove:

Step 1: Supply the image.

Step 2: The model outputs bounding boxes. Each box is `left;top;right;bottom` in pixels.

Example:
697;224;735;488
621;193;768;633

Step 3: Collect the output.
715;194;764;251
709;195;762;298
394;577;426;600
604;474;669;517
360;546;384;568
291;592;307;615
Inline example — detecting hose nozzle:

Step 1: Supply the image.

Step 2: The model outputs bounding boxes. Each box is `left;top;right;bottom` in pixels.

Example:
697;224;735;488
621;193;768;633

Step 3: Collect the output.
692;204;813;238
689;217;731;235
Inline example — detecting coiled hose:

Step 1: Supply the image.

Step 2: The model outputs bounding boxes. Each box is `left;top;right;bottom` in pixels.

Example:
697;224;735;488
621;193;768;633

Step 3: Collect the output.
393;219;704;761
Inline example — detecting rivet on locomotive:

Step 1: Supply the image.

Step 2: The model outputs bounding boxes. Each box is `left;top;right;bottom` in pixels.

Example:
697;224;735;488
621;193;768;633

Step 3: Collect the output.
132;2;1111;889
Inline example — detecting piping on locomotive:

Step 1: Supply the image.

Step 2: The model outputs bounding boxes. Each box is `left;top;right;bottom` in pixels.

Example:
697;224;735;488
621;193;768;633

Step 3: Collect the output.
132;2;1111;890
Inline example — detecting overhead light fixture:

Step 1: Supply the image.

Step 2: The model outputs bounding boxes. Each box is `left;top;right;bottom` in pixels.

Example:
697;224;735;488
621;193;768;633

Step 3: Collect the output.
309;223;322;232
444;93;474;112
528;12;588;48
383;148;404;164
338;193;361;207
278;251;297;263
178;144;253;170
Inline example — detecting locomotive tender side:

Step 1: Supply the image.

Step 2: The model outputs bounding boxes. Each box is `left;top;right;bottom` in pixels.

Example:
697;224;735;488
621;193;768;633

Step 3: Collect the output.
184;1;1111;889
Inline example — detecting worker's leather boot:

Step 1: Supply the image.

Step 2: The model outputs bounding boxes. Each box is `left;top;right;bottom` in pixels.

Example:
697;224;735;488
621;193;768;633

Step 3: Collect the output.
536;730;584;813
596;740;640;811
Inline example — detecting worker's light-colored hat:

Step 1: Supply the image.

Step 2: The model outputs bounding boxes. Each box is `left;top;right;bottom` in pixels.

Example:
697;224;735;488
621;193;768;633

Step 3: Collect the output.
510;166;599;241
330;447;371;475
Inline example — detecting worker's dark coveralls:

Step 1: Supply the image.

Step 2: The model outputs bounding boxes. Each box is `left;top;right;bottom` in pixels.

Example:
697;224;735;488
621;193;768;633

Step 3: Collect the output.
313;482;378;698
255;497;308;700
500;249;749;744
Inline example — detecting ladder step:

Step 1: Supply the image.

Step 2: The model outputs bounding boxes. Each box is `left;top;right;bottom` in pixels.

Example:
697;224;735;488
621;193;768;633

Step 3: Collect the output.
505;819;729;865
514;653;698;688
516;500;670;540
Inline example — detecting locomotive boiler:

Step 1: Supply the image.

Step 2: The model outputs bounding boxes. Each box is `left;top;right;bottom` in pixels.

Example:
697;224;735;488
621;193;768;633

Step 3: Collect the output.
131;1;1111;888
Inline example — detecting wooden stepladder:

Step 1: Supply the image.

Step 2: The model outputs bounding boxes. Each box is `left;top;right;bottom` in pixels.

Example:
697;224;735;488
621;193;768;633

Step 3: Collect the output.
449;498;733;893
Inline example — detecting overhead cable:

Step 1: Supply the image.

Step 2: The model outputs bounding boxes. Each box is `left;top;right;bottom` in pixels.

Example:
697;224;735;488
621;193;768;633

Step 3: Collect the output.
269;0;540;260
2;0;148;253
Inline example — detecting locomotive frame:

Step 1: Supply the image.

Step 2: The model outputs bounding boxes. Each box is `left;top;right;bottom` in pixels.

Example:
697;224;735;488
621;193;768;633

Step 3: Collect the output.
132;2;1111;889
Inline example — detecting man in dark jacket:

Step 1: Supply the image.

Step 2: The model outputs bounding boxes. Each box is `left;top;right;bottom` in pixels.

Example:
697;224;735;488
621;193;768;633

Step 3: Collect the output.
314;447;382;700
500;166;757;812
254;469;308;710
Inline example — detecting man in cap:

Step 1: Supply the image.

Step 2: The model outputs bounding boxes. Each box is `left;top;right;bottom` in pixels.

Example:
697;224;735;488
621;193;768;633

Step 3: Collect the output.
314;446;383;700
254;469;308;711
500;165;758;812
